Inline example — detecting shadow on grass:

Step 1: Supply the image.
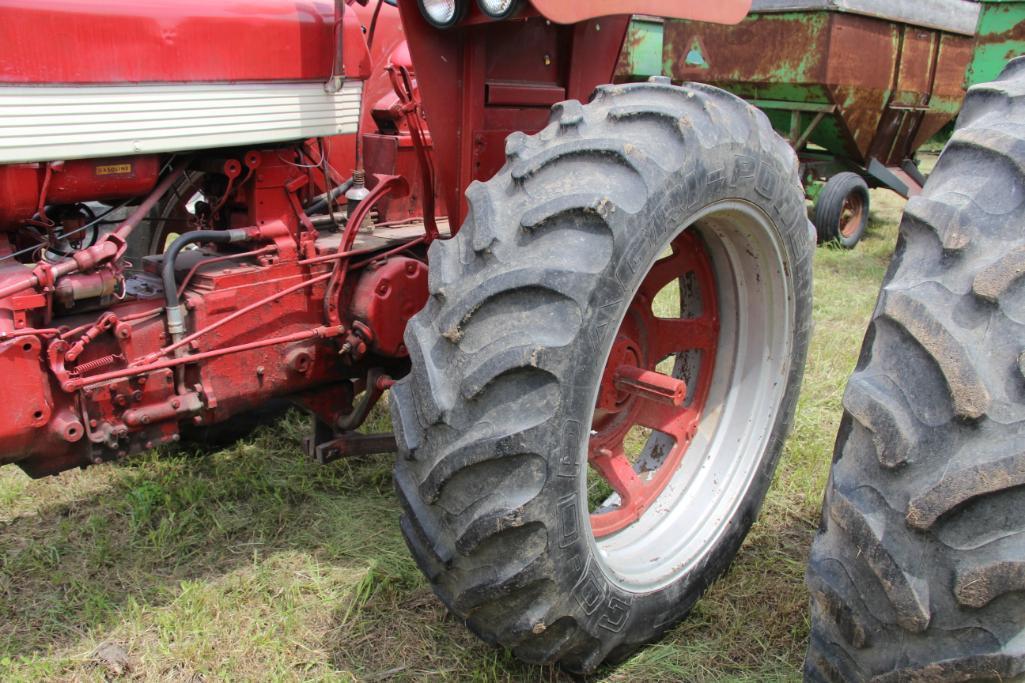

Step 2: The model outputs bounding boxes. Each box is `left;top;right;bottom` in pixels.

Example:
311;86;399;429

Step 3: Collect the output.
0;410;569;680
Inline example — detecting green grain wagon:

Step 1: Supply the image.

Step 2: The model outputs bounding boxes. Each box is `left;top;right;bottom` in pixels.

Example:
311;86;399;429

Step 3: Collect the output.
617;0;1025;246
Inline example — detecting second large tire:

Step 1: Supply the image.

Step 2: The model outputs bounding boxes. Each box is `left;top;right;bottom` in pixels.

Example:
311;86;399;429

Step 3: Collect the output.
806;57;1025;681
390;79;813;673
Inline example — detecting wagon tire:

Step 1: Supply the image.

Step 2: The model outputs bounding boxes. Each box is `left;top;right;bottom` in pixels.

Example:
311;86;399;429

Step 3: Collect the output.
390;79;813;673
805;58;1025;681
813;172;869;248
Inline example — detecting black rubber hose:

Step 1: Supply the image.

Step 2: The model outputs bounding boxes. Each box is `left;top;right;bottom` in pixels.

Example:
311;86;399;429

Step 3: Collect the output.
162;230;238;311
305;179;353;216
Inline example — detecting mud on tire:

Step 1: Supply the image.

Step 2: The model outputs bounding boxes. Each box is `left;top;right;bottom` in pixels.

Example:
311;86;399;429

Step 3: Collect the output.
805;57;1025;681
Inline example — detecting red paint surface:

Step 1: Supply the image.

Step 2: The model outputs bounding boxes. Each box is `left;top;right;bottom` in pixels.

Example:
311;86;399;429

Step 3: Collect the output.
0;0;370;83
529;0;750;25
399;3;630;224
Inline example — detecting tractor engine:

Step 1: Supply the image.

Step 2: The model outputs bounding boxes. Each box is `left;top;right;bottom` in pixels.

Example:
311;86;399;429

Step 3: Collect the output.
0;0;433;477
0;145;430;477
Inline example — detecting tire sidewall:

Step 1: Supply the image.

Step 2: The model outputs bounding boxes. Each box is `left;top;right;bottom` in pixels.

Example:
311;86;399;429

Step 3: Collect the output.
544;140;812;641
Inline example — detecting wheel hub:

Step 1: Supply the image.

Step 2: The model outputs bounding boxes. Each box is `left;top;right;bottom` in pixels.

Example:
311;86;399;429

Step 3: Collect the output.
839;192;865;239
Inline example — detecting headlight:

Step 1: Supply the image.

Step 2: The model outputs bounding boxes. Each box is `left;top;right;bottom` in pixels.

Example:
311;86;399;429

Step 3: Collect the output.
476;0;522;19
417;0;467;28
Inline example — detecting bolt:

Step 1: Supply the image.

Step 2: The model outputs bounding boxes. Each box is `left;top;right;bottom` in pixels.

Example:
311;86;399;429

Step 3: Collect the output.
256;366;265;376
193;416;203;425
145;441;154;449
89;419;98;428
141;415;151;425
171;399;180;410
131;390;143;402
171;434;180;442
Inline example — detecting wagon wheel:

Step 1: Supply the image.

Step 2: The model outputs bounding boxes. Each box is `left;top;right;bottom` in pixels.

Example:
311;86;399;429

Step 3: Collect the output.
389;78;813;673
813;172;870;248
838;192;866;239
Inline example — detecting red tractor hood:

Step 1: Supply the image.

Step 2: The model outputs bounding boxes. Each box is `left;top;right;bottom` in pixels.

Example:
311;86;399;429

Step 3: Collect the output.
528;0;751;25
0;0;370;84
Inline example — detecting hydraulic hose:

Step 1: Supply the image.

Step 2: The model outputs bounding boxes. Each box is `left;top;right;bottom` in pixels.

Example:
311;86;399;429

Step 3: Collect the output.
305;178;353;216
161;229;247;337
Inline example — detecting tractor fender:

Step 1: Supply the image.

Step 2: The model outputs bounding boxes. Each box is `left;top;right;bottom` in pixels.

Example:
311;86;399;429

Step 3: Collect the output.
528;0;751;25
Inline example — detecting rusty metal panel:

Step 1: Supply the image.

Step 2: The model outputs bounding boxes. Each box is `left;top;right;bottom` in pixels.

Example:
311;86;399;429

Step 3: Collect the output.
893;28;939;108
660;7;978;168
967;1;1025;86
615;16;665;80
751;0;981;36
664;12;831;87
911;33;975;151
821;14;898;162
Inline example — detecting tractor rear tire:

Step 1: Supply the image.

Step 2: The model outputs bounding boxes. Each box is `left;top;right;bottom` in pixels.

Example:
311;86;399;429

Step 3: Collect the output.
805;58;1025;681
813;172;870;248
390;79;813;673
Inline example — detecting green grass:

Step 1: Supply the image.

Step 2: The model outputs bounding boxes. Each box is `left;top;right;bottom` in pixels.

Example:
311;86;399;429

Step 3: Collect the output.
0;186;910;682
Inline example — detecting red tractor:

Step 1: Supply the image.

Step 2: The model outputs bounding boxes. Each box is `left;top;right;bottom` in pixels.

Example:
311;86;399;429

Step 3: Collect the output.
1;0;1022;679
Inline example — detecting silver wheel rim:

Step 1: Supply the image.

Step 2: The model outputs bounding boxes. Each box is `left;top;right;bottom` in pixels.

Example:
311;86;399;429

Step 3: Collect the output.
581;200;795;592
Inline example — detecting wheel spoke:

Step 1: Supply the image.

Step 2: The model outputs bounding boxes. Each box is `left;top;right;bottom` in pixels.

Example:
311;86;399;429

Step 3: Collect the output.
633;399;696;435
638;250;696;301
614;365;687;407
589;445;644;505
649;316;718;360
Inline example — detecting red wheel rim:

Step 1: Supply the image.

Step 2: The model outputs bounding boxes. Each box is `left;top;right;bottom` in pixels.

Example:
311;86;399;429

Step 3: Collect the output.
838;192;865;239
589;230;720;537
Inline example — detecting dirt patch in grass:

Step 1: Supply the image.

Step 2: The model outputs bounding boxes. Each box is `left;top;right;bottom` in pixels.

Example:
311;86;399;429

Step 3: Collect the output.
0;180;911;681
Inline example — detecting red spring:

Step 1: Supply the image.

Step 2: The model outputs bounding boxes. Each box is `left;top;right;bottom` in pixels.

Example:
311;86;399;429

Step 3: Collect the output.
74;353;122;374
